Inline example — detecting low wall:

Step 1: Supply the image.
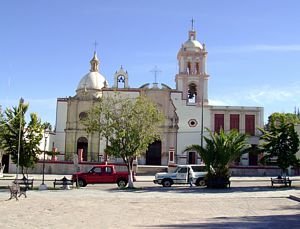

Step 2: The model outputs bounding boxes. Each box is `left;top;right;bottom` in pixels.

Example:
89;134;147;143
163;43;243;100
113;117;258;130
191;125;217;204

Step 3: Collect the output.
9;160;132;175
229;166;300;176
8;161;299;177
136;165;168;175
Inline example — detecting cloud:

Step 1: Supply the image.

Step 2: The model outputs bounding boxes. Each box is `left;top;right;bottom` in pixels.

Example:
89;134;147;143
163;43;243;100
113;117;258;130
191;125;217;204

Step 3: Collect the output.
211;44;300;53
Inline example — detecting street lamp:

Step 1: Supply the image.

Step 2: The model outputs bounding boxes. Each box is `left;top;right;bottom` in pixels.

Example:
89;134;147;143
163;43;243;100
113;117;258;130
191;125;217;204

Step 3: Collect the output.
200;87;204;149
16;97;24;180
39;128;50;190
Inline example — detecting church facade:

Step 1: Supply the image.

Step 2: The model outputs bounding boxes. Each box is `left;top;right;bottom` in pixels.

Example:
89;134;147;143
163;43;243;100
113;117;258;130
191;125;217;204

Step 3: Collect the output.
53;27;264;167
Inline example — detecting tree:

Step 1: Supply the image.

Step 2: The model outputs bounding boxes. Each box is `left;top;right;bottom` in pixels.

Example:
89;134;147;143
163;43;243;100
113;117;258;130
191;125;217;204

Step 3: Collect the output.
0;106;6;174
266;112;300;130
185;128;250;188
83;94;164;188
0;100;45;176
260;113;299;175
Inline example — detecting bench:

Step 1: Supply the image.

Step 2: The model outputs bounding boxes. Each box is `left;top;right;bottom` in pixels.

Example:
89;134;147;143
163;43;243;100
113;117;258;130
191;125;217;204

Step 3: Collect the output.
271;177;292;187
53;176;73;188
8;183;27;201
14;176;34;189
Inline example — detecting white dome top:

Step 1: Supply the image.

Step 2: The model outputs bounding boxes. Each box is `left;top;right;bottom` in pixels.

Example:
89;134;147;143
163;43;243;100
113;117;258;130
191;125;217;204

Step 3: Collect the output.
181;30;203;52
183;39;203;50
76;52;108;95
77;71;107;91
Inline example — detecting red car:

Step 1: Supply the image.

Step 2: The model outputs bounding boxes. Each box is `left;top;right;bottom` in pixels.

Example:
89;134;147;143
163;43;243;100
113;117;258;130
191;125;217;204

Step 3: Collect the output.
72;164;133;188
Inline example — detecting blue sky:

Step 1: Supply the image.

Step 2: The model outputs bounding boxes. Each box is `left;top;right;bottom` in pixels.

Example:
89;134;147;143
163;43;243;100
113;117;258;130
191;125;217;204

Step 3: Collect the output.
1;0;300;126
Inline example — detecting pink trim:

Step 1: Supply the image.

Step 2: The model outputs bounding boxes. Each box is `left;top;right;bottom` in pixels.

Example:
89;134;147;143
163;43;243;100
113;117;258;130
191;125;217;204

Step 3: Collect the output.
229;165;279;169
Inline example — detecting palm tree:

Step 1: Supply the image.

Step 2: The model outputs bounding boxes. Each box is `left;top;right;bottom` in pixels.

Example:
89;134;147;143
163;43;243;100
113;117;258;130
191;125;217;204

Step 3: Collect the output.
185;128;250;188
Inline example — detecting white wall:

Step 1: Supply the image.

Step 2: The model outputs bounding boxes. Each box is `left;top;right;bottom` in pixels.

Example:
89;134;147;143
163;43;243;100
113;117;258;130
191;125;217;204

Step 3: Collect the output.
54;99;68;154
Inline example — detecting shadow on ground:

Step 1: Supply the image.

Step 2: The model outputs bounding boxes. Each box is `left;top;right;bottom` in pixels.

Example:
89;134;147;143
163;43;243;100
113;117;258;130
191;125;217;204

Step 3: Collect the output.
108;185;300;195
143;214;300;228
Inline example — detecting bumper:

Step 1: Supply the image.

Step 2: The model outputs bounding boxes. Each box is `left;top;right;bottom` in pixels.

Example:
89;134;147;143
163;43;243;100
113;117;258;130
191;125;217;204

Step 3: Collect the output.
153;179;161;184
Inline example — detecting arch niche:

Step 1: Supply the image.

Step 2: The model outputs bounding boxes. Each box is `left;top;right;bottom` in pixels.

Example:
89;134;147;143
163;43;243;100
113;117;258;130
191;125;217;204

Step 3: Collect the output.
146;140;162;165
77;137;88;161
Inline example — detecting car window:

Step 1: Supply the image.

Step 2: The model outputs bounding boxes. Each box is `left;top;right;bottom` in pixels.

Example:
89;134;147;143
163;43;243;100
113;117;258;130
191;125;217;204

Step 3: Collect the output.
105;167;112;174
177;167;188;173
191;166;207;172
93;167;101;174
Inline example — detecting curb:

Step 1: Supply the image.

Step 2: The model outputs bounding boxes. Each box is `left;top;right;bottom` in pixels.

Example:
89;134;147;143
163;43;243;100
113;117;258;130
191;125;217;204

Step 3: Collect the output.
288;195;300;202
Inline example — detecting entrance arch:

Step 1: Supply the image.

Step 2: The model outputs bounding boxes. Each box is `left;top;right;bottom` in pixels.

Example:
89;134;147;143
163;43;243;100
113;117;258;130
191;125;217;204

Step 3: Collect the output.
77;137;88;161
146;140;162;165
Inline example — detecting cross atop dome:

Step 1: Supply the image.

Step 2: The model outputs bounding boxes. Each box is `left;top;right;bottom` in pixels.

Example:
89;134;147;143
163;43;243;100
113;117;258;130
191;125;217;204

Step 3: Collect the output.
191;18;195;31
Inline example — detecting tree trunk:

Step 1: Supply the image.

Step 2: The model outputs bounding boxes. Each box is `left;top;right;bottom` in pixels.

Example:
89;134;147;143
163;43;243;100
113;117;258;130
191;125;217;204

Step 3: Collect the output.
127;157;134;188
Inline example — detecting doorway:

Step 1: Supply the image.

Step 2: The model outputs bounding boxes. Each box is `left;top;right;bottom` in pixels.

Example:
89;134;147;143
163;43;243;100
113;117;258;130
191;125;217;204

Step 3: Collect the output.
77;137;88;161
1;154;9;173
188;151;196;164
146;141;162;165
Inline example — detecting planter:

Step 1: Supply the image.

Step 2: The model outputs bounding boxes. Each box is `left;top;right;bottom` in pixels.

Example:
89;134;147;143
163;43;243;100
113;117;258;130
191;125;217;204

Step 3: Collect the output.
206;177;231;189
51;155;57;161
0;165;5;178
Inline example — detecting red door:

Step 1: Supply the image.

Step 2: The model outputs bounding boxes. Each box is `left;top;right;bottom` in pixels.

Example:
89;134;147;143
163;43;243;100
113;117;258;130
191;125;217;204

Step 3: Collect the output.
188;152;196;164
86;167;102;183
101;166;115;183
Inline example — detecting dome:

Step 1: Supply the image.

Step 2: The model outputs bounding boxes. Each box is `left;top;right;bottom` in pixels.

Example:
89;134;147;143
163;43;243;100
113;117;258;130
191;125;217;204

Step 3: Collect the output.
181;30;203;52
76;71;107;91
183;39;203;50
76;52;108;94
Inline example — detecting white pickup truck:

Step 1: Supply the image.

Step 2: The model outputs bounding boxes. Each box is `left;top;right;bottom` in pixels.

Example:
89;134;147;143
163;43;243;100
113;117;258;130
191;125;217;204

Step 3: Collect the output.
153;164;209;187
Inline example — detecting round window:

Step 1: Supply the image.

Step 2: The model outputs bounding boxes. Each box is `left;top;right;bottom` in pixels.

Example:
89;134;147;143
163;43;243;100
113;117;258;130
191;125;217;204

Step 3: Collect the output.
188;119;198;127
79;112;88;120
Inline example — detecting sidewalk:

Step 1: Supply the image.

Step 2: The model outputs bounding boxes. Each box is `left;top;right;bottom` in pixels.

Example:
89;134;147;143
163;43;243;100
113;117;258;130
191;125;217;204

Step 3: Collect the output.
1;173;300;182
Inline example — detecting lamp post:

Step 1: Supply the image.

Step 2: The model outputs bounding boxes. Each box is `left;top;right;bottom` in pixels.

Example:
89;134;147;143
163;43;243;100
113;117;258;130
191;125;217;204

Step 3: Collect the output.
16;97;24;180
39;128;49;190
200;84;204;149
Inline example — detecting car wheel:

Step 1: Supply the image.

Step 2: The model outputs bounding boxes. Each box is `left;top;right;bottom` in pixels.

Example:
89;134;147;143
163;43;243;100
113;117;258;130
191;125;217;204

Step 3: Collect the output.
162;179;172;187
117;179;127;188
195;178;205;186
77;179;87;187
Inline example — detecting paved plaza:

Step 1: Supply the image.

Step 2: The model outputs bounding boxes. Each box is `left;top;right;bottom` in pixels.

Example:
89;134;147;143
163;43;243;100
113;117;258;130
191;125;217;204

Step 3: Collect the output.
0;175;299;228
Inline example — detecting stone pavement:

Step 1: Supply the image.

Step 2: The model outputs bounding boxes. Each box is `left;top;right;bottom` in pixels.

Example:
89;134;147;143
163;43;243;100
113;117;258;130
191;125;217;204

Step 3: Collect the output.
1;174;300;228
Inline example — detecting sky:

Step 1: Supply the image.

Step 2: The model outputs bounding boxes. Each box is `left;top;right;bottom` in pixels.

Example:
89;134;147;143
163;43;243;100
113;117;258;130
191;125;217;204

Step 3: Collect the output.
0;0;300;126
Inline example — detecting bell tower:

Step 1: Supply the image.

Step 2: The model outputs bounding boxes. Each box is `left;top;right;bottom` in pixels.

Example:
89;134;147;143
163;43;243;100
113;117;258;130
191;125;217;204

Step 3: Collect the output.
113;66;129;88
175;23;209;105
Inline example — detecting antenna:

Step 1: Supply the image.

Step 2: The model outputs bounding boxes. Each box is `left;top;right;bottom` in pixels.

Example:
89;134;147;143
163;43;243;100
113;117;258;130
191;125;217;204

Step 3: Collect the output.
150;66;162;84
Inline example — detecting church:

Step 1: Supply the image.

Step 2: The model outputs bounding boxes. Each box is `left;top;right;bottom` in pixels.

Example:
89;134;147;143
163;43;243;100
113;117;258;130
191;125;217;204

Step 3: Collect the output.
52;26;264;168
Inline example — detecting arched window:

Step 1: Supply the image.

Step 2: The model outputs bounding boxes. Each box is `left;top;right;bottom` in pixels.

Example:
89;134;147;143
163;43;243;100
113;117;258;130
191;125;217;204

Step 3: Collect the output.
195;62;200;74
188;83;197;103
187;62;192;75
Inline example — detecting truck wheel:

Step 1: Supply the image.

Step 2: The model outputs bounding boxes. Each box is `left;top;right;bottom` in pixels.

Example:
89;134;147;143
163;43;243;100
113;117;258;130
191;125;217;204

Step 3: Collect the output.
162;179;172;187
117;179;127;188
195;178;205;186
77;179;87;187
